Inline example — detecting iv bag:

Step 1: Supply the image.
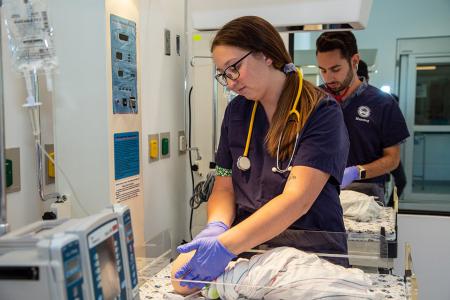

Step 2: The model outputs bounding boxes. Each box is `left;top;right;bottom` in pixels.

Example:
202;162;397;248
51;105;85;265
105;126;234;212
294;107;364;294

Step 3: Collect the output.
2;0;57;92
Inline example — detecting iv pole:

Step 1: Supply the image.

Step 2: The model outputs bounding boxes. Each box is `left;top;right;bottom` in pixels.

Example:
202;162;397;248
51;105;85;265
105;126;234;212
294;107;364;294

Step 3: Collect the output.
0;12;10;236
28;69;59;202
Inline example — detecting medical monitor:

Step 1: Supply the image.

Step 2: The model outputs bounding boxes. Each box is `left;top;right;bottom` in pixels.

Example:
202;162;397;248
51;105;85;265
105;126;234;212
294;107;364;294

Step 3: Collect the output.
47;212;127;300
0;233;84;300
0;209;132;300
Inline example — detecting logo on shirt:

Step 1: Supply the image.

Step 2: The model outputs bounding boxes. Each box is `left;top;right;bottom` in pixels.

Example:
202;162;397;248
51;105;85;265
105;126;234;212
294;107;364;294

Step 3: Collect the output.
357;106;371;118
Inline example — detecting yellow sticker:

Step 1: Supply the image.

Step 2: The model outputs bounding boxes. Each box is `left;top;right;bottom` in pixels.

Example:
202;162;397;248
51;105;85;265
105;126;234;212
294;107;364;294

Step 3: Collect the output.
193;34;202;41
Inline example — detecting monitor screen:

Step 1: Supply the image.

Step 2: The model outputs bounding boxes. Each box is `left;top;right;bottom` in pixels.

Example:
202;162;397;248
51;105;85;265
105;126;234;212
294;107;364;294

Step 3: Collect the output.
88;220;124;300
96;236;120;299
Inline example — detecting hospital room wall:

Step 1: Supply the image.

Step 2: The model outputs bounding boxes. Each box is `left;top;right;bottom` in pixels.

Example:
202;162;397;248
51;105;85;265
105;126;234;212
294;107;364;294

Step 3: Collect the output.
188;31;216;238
0;9;56;230
352;0;450;90
139;0;189;254
296;0;450;91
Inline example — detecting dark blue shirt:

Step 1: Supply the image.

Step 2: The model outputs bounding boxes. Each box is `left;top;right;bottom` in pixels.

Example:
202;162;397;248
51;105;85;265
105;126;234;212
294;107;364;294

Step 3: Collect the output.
339;82;410;184
216;95;349;233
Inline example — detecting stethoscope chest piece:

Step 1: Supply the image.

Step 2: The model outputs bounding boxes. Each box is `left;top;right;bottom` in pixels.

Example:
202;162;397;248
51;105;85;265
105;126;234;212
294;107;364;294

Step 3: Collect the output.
237;156;251;171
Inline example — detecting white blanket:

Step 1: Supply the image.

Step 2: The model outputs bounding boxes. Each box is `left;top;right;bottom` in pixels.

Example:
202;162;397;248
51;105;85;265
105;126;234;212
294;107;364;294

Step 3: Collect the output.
340;190;382;222
208;247;374;299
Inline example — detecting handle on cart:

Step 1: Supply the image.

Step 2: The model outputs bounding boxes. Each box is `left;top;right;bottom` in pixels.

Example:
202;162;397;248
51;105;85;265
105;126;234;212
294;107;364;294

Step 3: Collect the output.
393;187;399;213
404;243;419;300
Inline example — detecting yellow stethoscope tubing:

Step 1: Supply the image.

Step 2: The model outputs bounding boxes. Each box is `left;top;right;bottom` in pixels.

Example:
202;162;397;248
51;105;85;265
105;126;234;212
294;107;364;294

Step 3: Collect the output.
241;67;303;160
288;68;303;123
242;101;259;157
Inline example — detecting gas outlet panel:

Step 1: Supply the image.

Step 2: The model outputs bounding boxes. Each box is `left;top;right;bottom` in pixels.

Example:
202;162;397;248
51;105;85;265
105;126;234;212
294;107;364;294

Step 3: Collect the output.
45;144;55;185
111;14;138;114
160;132;170;159
5;147;21;193
148;134;159;163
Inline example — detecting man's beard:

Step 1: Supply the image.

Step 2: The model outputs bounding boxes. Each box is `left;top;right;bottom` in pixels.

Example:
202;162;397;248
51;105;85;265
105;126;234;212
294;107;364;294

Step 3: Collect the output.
326;68;354;94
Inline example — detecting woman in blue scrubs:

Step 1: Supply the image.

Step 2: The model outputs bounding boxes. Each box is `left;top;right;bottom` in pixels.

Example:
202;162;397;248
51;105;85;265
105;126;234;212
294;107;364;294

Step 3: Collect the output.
175;16;350;287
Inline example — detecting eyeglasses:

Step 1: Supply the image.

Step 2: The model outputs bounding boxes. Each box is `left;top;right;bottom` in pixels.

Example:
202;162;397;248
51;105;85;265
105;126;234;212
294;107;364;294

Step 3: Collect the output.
215;51;253;86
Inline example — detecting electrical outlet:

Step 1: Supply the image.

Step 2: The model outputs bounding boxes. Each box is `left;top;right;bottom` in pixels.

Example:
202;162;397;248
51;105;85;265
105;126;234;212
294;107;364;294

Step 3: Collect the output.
176;34;181;56
164;29;171;56
178;130;186;154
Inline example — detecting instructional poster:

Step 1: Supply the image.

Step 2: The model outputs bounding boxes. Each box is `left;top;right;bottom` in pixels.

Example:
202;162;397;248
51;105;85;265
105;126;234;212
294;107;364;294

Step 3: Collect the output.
114;132;140;202
115;175;140;202
114;131;140;180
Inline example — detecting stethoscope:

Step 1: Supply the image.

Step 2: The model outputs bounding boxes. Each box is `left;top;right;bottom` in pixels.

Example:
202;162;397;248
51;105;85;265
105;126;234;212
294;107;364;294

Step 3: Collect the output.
236;68;303;174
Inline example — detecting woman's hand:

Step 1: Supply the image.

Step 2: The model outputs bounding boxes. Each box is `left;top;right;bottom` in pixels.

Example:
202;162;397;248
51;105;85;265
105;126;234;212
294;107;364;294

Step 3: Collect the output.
175;237;236;289
193;221;229;240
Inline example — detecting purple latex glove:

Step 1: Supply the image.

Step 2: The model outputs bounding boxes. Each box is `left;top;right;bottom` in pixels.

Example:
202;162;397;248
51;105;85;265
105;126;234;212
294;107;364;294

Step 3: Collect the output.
194;221;229;240
175;237;236;289
341;166;360;188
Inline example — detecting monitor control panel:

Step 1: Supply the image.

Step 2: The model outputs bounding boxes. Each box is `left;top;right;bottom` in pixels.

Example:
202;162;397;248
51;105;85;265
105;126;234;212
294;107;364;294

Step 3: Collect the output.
62;239;84;300
123;209;138;294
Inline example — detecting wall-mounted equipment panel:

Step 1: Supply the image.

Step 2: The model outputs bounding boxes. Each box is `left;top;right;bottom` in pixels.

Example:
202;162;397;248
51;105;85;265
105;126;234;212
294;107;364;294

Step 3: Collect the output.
111;14;138;114
5;148;21;193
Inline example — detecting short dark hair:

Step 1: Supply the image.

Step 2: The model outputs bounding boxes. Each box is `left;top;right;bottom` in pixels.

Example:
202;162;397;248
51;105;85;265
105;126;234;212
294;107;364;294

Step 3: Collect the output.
357;60;369;81
316;31;358;62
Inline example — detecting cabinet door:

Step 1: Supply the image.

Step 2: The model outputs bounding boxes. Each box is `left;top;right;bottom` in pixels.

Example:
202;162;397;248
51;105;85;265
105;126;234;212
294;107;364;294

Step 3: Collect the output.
400;54;450;212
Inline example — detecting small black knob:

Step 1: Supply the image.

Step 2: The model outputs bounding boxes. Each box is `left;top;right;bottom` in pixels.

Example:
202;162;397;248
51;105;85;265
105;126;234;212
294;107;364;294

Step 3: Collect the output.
42;211;57;220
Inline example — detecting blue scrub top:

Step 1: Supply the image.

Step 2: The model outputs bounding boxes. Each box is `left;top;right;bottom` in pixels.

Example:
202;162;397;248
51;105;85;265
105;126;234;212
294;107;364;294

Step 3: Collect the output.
215;95;349;233
339;81;410;184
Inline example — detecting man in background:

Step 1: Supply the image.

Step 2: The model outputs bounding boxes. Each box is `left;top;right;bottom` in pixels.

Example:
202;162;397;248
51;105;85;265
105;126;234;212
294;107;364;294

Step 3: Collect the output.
315;31;410;203
358;60;407;199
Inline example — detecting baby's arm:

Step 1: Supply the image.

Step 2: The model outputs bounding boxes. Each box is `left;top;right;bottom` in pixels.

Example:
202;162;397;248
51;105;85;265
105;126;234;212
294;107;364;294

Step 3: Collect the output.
170;251;200;295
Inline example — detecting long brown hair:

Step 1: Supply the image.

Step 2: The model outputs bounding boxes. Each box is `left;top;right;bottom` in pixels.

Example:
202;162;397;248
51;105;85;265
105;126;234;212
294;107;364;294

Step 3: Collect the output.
212;16;326;160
